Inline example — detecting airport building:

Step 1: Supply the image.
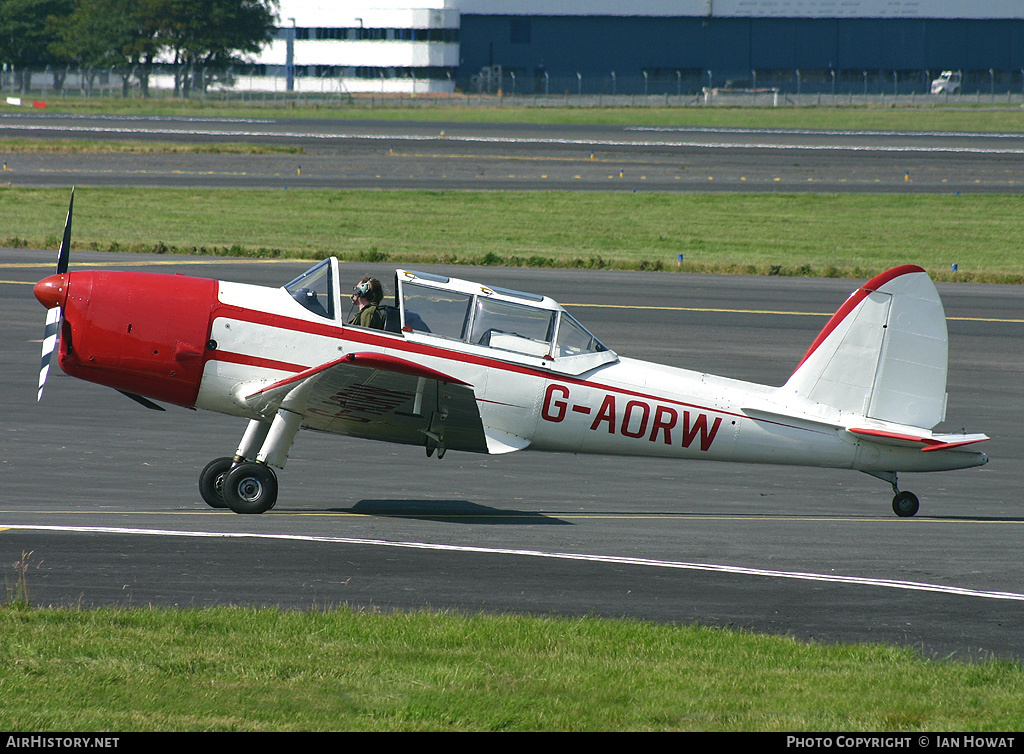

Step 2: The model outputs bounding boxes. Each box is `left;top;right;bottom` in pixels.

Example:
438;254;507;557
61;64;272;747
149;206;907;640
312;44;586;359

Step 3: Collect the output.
256;0;1024;96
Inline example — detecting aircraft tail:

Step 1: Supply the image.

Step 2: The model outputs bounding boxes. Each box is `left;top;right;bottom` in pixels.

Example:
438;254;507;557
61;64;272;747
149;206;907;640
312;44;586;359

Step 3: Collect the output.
782;265;948;429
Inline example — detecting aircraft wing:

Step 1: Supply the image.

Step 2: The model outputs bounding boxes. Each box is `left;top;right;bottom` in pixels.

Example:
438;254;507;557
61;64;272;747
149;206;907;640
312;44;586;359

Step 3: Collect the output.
242;352;491;454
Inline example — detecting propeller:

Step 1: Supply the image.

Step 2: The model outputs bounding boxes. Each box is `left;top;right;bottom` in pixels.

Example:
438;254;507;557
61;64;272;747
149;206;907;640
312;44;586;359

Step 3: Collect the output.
36;188;74;402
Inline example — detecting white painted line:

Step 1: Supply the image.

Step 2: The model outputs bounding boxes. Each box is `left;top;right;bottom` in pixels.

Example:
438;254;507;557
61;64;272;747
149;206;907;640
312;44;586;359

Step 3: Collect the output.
6;123;1024;155
5;523;1024;602
628;125;1024;140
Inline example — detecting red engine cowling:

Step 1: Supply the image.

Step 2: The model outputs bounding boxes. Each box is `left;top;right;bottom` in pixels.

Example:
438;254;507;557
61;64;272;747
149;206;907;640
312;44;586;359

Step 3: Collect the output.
37;270;218;408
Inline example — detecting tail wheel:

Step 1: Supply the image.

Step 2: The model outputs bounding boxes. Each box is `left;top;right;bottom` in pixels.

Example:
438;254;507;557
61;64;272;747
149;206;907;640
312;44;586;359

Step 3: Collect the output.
199;457;235;509
222;462;278;514
892;491;920;518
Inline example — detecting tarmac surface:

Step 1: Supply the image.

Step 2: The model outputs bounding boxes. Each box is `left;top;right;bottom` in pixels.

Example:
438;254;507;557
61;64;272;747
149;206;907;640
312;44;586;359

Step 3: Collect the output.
2;112;1023;660
4;111;1024;192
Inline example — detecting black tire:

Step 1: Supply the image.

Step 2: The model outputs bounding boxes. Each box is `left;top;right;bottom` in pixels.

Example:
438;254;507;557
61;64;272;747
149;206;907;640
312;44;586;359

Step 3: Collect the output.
199;457;234;509
222;462;278;514
892;490;920;518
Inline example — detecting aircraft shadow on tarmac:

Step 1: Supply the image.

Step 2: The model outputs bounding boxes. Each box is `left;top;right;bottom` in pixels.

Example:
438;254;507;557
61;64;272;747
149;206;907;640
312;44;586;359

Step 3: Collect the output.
328;499;573;525
258;504;1024;524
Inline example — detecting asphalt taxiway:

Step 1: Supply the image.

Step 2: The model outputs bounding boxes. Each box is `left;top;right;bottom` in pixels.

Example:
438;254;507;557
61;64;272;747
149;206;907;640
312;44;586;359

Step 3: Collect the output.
4;112;1024;192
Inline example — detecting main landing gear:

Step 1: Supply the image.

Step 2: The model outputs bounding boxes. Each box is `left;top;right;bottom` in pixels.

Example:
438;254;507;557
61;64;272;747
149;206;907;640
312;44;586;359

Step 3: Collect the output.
199;410;301;514
200;457;279;514
866;471;920;517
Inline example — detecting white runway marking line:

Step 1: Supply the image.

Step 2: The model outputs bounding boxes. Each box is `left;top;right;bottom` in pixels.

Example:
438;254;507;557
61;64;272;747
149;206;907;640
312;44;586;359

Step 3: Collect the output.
5;523;1024;603
8;123;1024;155
628;125;1024;140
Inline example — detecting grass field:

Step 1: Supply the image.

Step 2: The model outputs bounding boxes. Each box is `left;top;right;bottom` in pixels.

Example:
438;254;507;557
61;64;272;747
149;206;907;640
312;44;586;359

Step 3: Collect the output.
33;96;1024;133
0;137;302;155
2;187;1022;283
2;605;1023;732
5;101;1023;283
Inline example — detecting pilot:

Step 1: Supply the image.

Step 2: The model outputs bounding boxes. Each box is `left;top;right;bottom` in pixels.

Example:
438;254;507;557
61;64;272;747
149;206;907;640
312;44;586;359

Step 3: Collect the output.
349;275;385;329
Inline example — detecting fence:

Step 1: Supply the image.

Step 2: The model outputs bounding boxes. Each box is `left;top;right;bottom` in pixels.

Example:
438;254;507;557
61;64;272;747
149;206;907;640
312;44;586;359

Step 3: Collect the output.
6;66;1024;106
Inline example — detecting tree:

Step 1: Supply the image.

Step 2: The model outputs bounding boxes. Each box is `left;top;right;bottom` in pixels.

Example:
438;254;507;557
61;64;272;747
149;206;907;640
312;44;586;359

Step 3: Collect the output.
127;0;176;97
9;0;278;97
154;0;278;96
51;0;142;94
0;0;74;92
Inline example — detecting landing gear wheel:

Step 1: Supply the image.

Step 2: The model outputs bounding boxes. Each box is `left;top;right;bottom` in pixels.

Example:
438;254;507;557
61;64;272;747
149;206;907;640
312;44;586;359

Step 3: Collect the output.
199;457;234;509
222;462;278;514
892;490;920;518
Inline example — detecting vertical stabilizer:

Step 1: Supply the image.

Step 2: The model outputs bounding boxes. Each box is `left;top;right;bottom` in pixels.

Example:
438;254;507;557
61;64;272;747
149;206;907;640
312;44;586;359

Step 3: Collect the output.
782;266;948;429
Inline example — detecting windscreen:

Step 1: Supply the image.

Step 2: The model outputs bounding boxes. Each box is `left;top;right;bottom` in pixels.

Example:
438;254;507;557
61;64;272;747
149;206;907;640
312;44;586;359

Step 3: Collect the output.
554;312;608;357
284;259;334;319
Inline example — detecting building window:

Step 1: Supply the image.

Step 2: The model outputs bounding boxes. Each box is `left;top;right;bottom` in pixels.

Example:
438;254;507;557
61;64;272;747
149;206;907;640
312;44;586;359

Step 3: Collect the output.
283;27;458;43
353;66;455;80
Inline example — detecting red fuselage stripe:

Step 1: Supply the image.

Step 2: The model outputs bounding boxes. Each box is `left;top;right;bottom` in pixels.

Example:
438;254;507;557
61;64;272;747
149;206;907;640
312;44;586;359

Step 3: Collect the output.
209;304;745;420
213;348;307;374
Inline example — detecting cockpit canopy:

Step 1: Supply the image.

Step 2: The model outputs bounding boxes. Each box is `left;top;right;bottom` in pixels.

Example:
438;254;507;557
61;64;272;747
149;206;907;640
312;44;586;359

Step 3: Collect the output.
400;273;600;353
285;258;335;319
283;260;617;374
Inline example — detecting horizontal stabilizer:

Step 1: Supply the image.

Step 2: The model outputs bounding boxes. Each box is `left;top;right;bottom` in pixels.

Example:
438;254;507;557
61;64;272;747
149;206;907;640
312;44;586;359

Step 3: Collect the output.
847;427;989;452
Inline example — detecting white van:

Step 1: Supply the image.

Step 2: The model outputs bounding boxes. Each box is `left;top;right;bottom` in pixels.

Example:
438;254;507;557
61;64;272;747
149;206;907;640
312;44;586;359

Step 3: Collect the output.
931;70;961;94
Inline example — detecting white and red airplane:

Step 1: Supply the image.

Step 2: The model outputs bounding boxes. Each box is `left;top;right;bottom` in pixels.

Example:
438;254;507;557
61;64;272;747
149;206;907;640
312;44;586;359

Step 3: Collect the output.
33;193;988;515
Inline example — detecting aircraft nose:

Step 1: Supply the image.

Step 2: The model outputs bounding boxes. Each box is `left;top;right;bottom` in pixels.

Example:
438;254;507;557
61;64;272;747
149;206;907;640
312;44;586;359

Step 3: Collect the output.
34;274;68;310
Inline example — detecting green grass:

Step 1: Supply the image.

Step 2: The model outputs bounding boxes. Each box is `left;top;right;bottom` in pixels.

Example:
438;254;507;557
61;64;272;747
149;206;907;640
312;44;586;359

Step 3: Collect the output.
0;137;303;155
280;103;1024;134
2;605;1022;731
35;96;1024;133
3;187;1022;283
